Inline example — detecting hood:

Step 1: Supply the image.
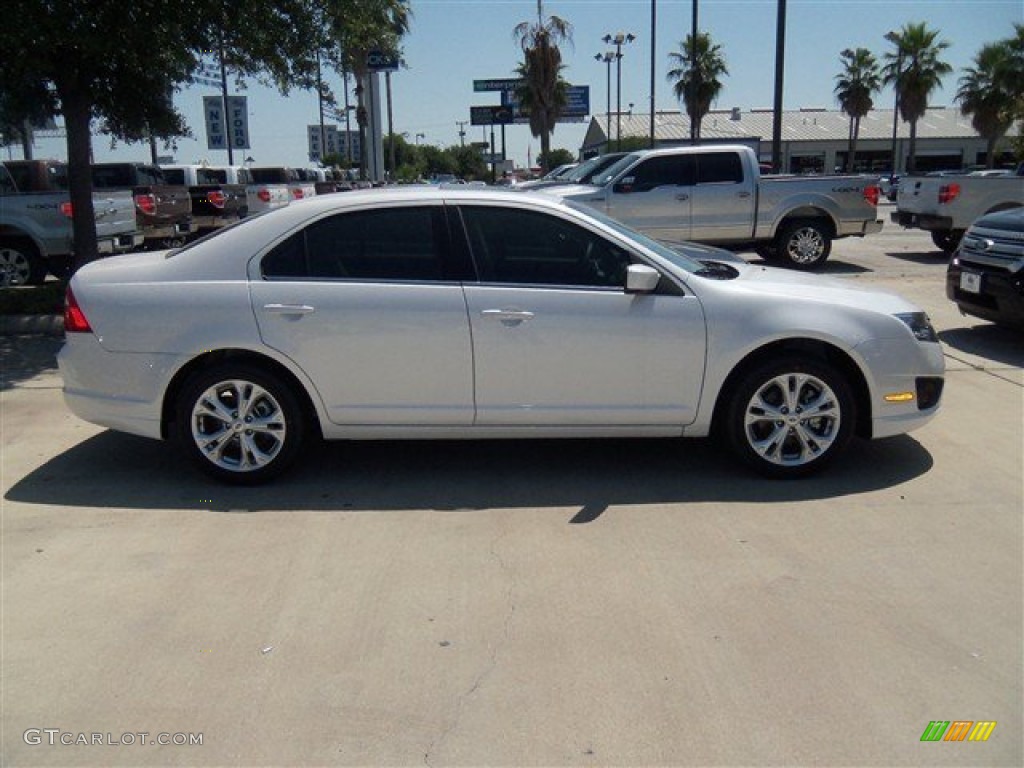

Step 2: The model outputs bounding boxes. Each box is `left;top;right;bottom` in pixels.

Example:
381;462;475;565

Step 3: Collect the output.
725;263;917;315
535;184;605;202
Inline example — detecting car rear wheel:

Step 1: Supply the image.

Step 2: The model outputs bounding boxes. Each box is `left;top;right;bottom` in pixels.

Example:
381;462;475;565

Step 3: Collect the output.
0;238;47;287
176;364;305;484
724;357;855;478
775;220;832;270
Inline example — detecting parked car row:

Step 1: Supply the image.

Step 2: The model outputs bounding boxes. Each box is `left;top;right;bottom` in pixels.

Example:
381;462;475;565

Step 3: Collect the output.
0;160;355;285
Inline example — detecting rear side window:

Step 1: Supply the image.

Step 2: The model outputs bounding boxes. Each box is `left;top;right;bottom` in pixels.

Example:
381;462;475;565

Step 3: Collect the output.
697;152;744;184
202;169;228;184
91;165;136;188
250;168;286;183
262;206;457;282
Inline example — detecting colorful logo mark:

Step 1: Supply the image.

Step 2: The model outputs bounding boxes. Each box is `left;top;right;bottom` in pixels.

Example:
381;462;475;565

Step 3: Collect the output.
920;721;997;742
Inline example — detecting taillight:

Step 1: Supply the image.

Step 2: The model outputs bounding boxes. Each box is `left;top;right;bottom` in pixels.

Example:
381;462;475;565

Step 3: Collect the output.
257;188;271;203
862;184;880;207
60;201;74;217
291;188;304;199
134;193;157;215
938;183;961;204
64;286;92;333
207;190;226;208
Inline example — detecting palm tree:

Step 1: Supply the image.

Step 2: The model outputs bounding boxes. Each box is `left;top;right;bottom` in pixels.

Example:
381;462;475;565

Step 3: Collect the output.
883;22;952;173
957;42;1016;168
513;1;572;173
666;32;728;143
324;0;411;179
834;48;881;172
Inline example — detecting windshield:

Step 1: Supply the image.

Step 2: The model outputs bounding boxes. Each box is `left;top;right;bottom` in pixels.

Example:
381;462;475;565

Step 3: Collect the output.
566;201;702;274
591;153;643;187
563;153;625;185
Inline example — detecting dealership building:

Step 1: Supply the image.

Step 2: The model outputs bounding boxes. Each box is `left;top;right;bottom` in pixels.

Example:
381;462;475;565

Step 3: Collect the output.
581;106;1018;173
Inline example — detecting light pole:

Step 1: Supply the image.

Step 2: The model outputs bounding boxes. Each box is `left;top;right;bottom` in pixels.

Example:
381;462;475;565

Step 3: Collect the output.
415;132;425;146
456;121;468;147
602;32;635;151
885;30;903;176
594;51;615;151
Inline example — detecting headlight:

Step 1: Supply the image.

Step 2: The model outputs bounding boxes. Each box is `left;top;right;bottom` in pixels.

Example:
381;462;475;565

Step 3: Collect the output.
895;312;939;343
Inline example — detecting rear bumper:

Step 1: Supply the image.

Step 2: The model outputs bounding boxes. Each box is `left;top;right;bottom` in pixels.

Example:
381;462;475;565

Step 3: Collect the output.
890;211;954;232
97;231;145;254
142;217;197;241
194;214;242;232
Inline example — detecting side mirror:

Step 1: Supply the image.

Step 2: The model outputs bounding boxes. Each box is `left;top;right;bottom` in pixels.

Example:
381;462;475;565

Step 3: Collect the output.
625;264;661;294
613;175;636;194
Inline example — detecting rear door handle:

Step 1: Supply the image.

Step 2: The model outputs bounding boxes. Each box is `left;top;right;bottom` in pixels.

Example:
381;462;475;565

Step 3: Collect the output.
481;308;534;326
263;303;315;315
737;191;752;198
675;193;690;201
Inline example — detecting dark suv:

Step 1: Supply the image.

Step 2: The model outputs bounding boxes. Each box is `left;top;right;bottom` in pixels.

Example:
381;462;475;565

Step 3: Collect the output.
946;207;1024;329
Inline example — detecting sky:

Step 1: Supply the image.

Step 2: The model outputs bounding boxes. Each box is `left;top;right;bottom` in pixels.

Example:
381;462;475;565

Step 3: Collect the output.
17;0;1023;170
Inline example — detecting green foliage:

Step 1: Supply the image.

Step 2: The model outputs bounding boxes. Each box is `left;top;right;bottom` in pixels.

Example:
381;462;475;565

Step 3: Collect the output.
616;136;654;152
957;41;1018;167
540;148;575;168
447;145;488;181
835;48;881;171
666;32;729;141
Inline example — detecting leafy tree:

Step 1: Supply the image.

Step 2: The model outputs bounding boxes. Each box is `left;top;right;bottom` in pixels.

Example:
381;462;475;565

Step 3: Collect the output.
834;48;881;172
321;1;411;180
446;145;488;181
883;22;952;173
513;1;573;173
419;145;456;178
539;148;575;168
0;0;320;270
666;32;728;143
957;42;1017;168
615;136;655;152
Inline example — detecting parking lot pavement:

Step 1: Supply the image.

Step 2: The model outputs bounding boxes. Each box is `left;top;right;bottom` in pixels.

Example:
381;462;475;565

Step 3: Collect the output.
2;228;1021;766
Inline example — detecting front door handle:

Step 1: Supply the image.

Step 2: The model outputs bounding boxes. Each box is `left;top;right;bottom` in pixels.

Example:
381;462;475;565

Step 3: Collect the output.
481;308;534;326
263;303;315;315
675;193;690;201
737;191;752;198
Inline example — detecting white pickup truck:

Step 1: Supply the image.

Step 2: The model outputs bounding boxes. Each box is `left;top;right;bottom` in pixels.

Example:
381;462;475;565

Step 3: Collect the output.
891;166;1024;253
545;145;883;269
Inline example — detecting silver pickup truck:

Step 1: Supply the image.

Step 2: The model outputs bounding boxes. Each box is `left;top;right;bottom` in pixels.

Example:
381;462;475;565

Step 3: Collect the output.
891;167;1024;253
546;145;883;269
1;161;142;286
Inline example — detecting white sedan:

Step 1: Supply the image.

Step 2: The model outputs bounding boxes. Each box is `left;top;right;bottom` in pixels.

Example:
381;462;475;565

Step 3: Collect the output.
58;187;944;483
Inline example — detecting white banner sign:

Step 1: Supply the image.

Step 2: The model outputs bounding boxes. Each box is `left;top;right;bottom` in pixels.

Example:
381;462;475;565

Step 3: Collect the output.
204;95;250;151
307;124;340;161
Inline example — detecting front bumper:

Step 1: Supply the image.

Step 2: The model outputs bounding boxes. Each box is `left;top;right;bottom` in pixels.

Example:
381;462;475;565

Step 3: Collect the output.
854;336;945;439
947;261;1024;329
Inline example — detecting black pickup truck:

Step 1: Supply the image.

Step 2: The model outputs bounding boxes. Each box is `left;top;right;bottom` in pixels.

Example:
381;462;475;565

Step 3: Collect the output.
90;163;196;249
160;165;248;234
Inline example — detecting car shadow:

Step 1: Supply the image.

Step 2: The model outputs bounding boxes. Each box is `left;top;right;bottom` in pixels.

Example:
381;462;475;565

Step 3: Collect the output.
5;431;934;520
940;324;1024;367
884;250;947;265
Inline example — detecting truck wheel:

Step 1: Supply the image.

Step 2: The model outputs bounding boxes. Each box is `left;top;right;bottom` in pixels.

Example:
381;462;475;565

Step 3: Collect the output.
930;230;963;254
0;238;47;287
775;220;832;270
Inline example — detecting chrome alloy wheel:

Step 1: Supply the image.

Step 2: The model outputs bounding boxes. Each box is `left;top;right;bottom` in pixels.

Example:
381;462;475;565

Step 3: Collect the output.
190;379;287;472
784;226;826;265
742;372;841;467
0;246;32;287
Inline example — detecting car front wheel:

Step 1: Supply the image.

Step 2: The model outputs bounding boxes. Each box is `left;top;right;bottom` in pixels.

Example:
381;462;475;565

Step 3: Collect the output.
724;357;855;478
176;364;305;484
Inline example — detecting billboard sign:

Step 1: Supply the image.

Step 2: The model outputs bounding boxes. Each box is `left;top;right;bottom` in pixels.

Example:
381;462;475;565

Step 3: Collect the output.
473;78;525;93
307;124;340;161
502;85;589;124
204;95;250;150
470;105;514;126
366;50;400;72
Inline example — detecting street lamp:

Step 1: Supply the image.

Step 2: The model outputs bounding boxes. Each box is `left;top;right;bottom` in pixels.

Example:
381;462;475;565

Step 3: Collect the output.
415;132;426;145
602;32;635;150
594;51;616;151
885;30;903;176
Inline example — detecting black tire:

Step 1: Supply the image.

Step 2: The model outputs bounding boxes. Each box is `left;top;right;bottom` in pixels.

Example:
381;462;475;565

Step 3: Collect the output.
930;229;963;254
723;356;855;478
175;363;306;484
0;238;47;286
775;219;832;270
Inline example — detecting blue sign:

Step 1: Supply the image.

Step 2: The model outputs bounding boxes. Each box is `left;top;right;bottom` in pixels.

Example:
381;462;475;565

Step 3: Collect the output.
502;85;589;123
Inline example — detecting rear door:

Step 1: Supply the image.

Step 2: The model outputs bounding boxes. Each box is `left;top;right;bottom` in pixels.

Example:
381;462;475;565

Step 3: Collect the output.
250;203;475;426
689;151;755;241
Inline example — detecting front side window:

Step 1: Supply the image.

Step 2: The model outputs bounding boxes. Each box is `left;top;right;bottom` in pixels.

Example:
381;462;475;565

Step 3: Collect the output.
459;206;632;288
262;206;451;281
627;155;696;191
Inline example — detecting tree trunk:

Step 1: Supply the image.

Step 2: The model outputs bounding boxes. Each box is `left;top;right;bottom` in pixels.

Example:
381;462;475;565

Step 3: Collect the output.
60;87;99;273
986;137;996;169
849;117;860;173
907;120;918;174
